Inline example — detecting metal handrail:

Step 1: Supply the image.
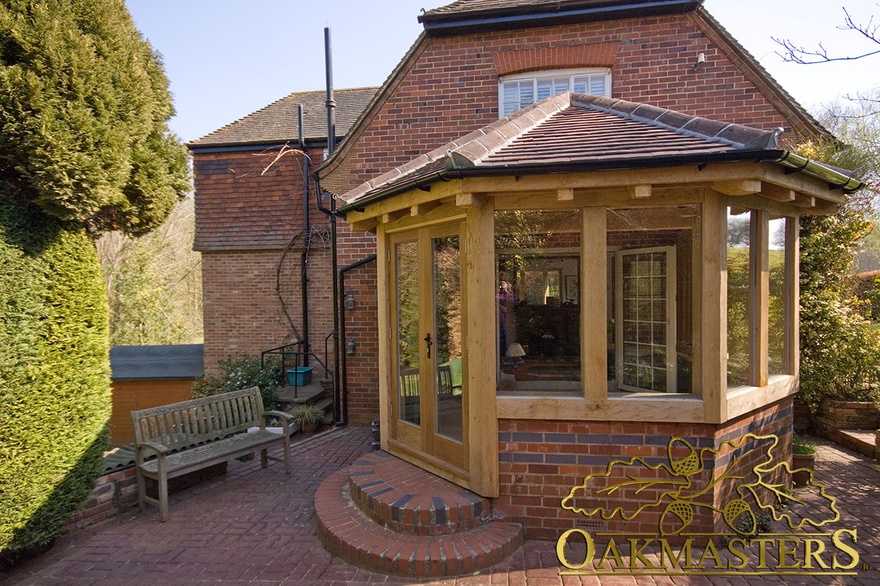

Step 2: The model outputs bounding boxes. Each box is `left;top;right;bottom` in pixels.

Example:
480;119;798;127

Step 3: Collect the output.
261;343;331;395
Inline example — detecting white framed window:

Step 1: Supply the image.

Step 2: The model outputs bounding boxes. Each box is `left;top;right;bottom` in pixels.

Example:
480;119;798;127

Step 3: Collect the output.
499;68;611;117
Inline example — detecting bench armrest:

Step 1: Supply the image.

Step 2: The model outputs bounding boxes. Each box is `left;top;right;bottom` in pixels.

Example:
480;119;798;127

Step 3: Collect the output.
262;410;293;435
135;440;170;459
263;410;293;422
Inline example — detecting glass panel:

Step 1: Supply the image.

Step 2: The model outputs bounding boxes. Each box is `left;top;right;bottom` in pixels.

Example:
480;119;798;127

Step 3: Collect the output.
619;249;670;392
608;206;697;393
727;208;752;386
433;235;463;442
537;79;552;101
396;241;420;425
769;216;788;375
495;210;582;395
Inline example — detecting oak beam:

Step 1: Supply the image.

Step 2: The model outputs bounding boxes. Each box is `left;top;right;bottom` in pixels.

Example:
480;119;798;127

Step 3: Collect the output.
456;192;487;208
626;184;652;199
712;179;762;196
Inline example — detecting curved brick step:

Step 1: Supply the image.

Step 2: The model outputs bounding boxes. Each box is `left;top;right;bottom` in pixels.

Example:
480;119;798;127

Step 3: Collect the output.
315;468;522;577
349;450;491;535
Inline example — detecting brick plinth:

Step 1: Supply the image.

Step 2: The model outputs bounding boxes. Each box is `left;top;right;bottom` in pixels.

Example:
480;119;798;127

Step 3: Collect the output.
497;398;794;540
315;451;522;577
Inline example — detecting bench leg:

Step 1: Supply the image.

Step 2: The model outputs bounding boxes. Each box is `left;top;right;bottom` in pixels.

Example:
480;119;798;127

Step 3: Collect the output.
282;438;291;474
261;449;268;469
158;475;169;522
136;469;147;512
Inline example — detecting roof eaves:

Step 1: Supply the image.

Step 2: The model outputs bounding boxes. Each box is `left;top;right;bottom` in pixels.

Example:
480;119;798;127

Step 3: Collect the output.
419;0;703;36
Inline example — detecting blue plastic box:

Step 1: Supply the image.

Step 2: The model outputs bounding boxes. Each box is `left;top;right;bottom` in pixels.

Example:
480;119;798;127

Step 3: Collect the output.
287;366;312;386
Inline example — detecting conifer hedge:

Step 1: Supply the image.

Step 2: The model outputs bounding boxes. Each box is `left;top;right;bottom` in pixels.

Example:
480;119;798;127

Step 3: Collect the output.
0;197;110;564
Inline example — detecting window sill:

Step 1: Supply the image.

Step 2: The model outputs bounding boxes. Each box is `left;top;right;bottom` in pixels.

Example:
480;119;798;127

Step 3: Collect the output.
496;393;704;423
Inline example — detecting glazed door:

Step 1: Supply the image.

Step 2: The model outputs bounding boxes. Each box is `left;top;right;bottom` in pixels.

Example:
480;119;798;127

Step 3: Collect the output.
391;225;466;472
615;246;677;392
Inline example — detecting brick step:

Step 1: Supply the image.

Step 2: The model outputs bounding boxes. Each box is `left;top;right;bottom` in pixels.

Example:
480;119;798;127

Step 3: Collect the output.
348;450;491;535
315;467;522;577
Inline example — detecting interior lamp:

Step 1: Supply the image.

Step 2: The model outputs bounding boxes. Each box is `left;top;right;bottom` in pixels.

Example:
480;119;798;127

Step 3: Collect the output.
505;343;526;363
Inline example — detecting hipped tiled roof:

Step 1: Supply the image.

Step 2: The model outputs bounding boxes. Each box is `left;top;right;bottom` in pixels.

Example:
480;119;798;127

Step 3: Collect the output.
339;92;858;210
188;87;378;148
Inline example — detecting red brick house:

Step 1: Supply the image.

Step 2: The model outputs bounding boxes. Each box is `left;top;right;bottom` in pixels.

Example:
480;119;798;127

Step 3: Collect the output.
190;0;859;571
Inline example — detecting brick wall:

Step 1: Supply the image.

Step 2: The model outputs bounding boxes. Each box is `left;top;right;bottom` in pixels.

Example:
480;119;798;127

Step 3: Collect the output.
496;398;794;540
201;247;336;373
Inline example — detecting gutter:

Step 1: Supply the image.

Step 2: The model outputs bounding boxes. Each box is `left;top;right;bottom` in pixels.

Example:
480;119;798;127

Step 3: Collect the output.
335;149;863;216
419;0;702;36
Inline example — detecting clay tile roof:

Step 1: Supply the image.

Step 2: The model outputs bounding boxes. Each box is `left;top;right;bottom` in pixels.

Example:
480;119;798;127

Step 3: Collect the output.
340;91;785;207
188;87;378;148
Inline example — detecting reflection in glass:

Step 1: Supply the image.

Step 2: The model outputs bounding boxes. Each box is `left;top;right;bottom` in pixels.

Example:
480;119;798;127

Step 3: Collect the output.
495;210;581;395
727;208;751;386
433;235;463;442
769;216;788;375
396;241;420;425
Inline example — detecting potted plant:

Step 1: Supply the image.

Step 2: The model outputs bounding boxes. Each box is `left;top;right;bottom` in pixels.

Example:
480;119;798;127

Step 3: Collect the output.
791;435;817;487
290;403;323;434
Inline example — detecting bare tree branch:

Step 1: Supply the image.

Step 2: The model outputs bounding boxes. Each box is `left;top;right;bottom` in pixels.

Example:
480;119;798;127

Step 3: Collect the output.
774;5;880;64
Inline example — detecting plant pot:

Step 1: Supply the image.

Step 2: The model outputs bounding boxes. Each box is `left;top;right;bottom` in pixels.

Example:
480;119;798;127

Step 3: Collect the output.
299;421;318;434
792;452;816;487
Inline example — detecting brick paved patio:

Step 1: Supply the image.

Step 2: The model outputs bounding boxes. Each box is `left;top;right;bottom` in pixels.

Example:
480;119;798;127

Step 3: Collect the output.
2;427;878;585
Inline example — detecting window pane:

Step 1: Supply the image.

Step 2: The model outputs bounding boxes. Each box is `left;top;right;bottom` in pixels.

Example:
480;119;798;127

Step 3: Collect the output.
768;216;789;375
553;78;570;95
589;76;605;95
537;79;552;101
495;210;582;396
607;206;697;394
727;208;751;386
396;241;421;425
433;235;463;442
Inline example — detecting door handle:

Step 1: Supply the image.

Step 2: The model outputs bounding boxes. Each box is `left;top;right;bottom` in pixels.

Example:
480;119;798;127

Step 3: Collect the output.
424;333;433;359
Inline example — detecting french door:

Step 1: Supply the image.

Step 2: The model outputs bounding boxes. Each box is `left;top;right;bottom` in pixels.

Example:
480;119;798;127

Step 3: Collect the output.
615;246;677;392
390;223;466;472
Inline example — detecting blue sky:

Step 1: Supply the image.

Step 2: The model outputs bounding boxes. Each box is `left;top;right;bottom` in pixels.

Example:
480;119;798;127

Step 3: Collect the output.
125;0;879;143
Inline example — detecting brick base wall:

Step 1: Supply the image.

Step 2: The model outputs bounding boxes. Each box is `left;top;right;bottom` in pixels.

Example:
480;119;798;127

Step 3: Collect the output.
497;398;794;541
816;400;880;433
62;468;139;535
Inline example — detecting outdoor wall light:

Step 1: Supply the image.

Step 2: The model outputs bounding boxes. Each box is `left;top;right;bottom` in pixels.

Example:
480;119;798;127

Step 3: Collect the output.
693;52;706;70
345;292;356;310
346;339;357;355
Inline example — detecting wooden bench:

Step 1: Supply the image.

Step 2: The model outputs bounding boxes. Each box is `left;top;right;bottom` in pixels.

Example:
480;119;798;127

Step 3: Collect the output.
130;386;292;521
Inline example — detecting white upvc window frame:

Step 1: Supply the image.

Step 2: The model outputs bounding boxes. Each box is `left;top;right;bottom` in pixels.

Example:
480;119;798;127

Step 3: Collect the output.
498;68;612;118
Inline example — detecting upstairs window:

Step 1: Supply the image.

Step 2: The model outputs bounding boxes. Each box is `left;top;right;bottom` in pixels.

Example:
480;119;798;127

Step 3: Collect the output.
499;69;611;117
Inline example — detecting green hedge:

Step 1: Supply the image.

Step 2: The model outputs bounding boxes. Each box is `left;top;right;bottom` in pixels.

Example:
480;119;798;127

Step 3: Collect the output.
0;197;110;565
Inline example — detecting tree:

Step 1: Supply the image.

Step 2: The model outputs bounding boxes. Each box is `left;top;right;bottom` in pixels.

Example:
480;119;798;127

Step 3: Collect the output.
0;0;188;563
0;0;189;236
796;101;880;415
774;6;880;65
98;197;202;345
